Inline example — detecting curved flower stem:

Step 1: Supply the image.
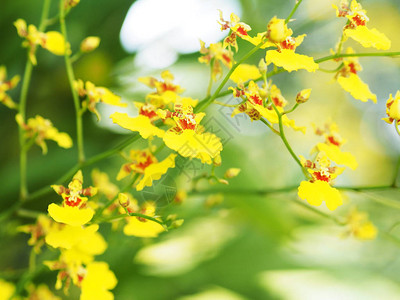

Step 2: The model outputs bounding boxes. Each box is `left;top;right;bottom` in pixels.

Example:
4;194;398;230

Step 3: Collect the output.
18;0;52;201
395;122;400;137
195;42;264;113
27;133;140;202
393;157;400;188
282;103;299;115
285;0;303;24
270;101;309;178
260;118;280;135
94;173;140;219
292;198;346;225
97;212;166;228
206;58;215;97
59;0;85;163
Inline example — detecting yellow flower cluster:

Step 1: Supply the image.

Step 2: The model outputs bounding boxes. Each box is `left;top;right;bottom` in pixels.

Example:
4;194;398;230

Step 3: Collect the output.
0;66;20;109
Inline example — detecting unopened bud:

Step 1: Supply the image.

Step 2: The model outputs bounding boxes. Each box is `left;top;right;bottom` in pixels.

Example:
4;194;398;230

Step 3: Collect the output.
258;58;267;74
224;168;241;179
80;36;100;53
267;17;290;43
65;0;80;9
218;179;229;185
205;194;224;208
213;155;222;166
296;88;312;104
118;193;130;208
174;190;187;204
171;219;184;228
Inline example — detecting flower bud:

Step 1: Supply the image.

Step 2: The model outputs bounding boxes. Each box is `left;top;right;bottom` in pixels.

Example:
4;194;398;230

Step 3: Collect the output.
80;36;100;53
171;219;184;228
258;58;267;74
267;17;291;43
224;168;241;179
296;88;312;104
118;193;130;208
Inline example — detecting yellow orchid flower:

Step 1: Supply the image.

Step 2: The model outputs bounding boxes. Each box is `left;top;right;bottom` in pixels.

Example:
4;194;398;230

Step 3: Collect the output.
334;48;377;103
298;153;344;211
16;114;73;154
260;17;318;72
48;171;97;226
14;19;70;65
333;0;391;50
91;169;119;201
123;201;165;238
231;81;306;133
345;207;378;240
18;214;53;253
74;79;127;121
218;11;252;51
117;149;176;191
382;91;400;125
312;121;357;170
0;65;20;109
160;103;223;164
139;70;185;96
199;40;233;81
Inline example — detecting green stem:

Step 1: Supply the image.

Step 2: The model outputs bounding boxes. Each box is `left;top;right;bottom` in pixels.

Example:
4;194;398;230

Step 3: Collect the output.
27;133;140;202
195;42;264;113
18;0;52;201
285;0;303;24
260;118;280;135
395;122;400;137
315;52;400;64
393;156;400;188
282;103;299;115
59;0;85;163
97;212;166;228
293;198;345;225
95;174;140;219
270;101;309;178
206;58;214;97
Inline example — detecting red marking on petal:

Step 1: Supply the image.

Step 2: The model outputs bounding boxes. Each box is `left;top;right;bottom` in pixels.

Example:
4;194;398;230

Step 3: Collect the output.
64;196;82;207
352;15;366;26
222;53;231;64
314;171;330;182
348;62;357;74
236;26;248;36
249;94;263;105
136;155;154;171
272;96;284;107
327;136;341;146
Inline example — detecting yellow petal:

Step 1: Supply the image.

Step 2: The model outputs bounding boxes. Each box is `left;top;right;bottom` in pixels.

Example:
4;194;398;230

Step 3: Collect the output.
163;130;223;164
230;64;261;83
81;262;117;300
0;279;15;300
52;132;73;149
110;112;165;139
97;87;127;107
136;154;177;191
123;216;165;238
43;31;70;55
48;204;94;226
298;180;343;211
355;222;378;240
316;143;358;170
344;26;391;50
266;49;319;72
337;73;377;103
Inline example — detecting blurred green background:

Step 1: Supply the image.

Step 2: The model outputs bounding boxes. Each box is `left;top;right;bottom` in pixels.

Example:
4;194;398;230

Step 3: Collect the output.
2;0;400;299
